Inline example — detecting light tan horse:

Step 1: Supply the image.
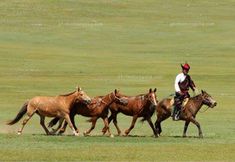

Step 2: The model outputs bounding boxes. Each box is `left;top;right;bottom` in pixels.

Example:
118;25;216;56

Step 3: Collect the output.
7;86;91;136
48;90;128;137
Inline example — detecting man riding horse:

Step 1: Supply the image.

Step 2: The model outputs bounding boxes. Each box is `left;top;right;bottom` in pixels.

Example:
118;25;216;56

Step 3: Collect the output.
172;63;197;120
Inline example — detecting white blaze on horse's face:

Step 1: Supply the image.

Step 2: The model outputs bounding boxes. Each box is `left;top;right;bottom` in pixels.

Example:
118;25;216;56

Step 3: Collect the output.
208;95;217;108
149;92;157;106
202;91;217;108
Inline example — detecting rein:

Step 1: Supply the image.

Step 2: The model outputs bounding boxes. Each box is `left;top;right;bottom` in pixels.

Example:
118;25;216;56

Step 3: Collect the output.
199;106;210;113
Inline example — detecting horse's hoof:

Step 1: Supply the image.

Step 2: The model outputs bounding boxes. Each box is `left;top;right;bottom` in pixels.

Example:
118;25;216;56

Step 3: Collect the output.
17;131;22;135
49;131;55;134
110;134;114;138
83;131;88;136
74;132;80;136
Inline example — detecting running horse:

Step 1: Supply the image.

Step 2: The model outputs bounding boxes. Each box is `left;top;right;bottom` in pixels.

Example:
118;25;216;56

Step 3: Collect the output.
7;86;91;136
102;88;158;137
155;90;217;138
48;89;127;137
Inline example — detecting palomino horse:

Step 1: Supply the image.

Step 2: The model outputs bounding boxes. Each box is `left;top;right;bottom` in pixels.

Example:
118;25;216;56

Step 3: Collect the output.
48;89;127;137
155;90;217;138
102;88;158;137
7;87;91;136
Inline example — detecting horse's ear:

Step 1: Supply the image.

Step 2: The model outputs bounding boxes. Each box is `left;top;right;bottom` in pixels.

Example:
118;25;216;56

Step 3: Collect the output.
77;86;81;91
114;89;118;94
154;88;157;93
201;90;204;94
149;88;152;93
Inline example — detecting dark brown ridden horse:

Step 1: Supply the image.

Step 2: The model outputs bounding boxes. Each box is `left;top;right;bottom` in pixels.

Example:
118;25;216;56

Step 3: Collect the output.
48;89;127;137
7;87;91;136
155;90;217;138
102;88;158;137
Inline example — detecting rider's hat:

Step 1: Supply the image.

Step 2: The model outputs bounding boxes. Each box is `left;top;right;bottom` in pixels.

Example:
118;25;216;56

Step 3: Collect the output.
181;63;190;71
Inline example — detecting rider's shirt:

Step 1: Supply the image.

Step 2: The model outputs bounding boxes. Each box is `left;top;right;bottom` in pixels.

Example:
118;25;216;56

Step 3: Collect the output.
175;73;195;94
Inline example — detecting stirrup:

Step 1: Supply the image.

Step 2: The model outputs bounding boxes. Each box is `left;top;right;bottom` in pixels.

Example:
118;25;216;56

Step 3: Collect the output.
173;115;180;121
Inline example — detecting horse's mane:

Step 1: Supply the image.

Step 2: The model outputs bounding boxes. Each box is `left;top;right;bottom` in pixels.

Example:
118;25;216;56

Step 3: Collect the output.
189;93;202;101
59;91;76;96
136;93;145;97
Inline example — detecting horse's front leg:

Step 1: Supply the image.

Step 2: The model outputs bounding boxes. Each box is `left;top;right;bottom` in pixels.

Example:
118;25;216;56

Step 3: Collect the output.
182;120;190;137
102;117;113;137
58;114;77;134
147;118;158;137
83;117;97;136
124;115;138;136
64;114;79;136
102;114;113;135
190;116;203;138
112;113;122;136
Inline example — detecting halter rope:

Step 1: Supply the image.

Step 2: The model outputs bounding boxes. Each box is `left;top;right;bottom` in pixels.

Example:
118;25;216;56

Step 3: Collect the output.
199;106;210;113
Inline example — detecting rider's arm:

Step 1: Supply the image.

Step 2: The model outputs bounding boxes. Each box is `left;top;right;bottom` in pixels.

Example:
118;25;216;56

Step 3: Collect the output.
188;75;196;91
174;74;182;93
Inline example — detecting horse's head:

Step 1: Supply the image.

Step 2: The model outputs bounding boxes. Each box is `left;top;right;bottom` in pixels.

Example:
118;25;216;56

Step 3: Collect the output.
75;86;91;104
146;88;158;106
110;89;128;106
201;90;217;108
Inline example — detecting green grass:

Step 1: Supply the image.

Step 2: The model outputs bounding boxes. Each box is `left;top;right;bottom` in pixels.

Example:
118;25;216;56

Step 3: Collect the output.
0;0;235;161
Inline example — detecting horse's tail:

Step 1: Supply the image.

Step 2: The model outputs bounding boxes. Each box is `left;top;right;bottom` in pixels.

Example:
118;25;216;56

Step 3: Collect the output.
7;102;28;125
48;117;60;128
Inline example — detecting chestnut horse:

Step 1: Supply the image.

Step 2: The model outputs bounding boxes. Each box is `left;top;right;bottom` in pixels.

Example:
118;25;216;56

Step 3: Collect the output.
7;87;91;136
48;89;127;137
155;90;217;138
102;88;158;137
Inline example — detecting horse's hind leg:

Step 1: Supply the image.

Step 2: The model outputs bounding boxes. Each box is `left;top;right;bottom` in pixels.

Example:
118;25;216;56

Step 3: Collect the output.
155;119;162;136
84;117;97;136
147;118;158;137
155;113;170;136
124;115;138;136
183;120;190;137
18;110;35;135
190;117;203;138
39;115;51;135
70;114;79;133
58;121;68;134
50;118;64;134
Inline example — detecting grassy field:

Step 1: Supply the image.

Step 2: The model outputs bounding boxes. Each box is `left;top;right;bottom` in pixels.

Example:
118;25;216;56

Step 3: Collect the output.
0;0;235;161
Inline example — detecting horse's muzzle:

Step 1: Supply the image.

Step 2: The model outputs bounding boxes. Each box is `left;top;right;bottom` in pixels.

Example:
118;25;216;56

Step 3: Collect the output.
211;102;217;108
84;99;92;105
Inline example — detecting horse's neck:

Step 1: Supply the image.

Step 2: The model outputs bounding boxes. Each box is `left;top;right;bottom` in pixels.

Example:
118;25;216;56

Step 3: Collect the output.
188;94;203;115
137;95;149;107
60;92;77;106
101;93;113;106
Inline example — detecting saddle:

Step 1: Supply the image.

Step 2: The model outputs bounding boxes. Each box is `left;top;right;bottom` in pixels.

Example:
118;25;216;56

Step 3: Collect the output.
169;98;189;110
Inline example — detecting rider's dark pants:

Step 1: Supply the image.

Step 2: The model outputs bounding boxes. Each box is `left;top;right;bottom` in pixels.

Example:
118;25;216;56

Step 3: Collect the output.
174;92;189;114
